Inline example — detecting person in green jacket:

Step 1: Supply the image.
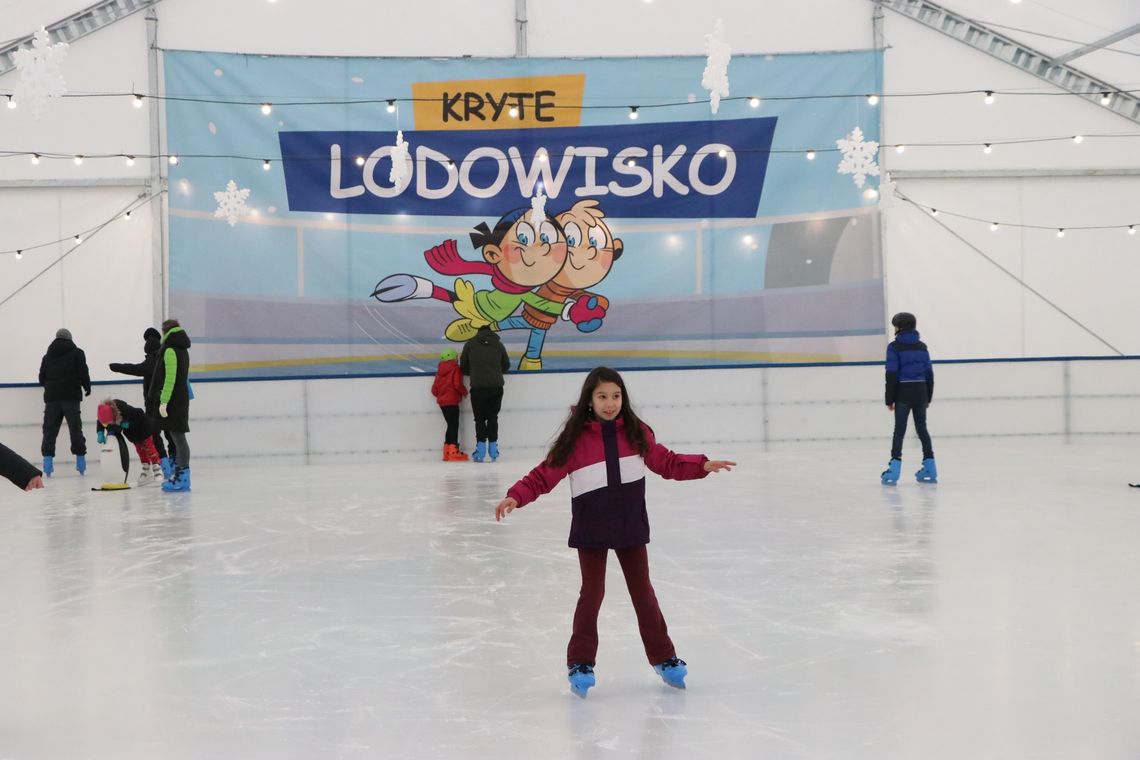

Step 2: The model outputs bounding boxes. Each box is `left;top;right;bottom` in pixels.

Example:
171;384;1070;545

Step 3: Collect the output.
148;318;193;492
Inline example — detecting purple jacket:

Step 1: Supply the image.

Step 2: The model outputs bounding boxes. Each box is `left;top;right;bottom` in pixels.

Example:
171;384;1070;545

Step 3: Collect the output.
506;418;709;549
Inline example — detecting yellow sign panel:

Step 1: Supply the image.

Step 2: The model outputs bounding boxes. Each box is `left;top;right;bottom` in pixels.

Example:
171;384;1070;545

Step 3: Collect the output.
412;73;585;130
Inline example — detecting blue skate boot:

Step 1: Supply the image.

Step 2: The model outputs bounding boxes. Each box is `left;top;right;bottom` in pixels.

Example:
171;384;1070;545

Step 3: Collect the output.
880;458;901;485
162;466;191;492
472;441;486;463
76;455;86;475
654;656;688;689
43;456;53;478
159;457;174;480
567;663;595;698
488;441;499;461
915;458;938;483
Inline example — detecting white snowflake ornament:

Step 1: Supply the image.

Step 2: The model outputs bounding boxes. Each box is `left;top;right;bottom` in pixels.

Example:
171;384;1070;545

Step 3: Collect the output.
214;180;251;227
12;27;69;118
836;126;880;188
530;190;547;224
701;20;731;115
389;130;410;185
877;174;897;210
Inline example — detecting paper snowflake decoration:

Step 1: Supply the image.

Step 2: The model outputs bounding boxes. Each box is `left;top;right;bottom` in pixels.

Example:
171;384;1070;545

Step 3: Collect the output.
11;27;69;118
878;174;897;210
836;126;880;188
701;20;731;115
530;189;547;224
213;180;251;227
389;130;409;185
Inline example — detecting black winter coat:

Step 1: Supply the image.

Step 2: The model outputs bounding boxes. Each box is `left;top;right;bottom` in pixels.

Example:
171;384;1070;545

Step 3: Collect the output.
0;441;41;490
147;328;192;433
38;338;91;402
98;399;155;444
460;327;509;389
109;333;162;398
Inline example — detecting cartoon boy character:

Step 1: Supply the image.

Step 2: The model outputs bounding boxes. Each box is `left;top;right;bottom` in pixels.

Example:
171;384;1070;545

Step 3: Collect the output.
371;208;606;342
496;199;623;370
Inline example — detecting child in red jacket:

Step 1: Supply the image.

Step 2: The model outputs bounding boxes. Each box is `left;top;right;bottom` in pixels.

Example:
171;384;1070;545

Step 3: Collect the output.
495;366;735;697
432;348;469;461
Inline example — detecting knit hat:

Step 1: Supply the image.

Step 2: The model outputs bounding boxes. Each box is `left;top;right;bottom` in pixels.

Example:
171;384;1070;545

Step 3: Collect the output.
97;403;115;426
143;327;161;341
440;348;458;361
55;328;72;340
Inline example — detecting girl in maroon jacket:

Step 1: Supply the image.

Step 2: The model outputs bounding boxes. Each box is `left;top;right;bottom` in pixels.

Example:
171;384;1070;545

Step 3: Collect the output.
431;348;469;461
495;366;735;697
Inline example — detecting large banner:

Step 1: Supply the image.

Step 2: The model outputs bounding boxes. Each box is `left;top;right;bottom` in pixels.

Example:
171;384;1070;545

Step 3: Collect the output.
164;51;884;377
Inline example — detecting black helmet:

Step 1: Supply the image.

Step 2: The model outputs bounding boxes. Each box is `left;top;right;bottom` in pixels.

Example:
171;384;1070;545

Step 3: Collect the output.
891;312;916;331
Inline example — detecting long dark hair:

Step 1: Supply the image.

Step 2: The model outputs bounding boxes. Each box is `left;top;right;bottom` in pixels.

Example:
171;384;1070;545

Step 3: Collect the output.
545;367;650;467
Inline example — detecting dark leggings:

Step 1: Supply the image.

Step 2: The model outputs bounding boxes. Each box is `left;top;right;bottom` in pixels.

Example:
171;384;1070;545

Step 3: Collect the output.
469;387;503;443
567;545;675;667
891;383;934;460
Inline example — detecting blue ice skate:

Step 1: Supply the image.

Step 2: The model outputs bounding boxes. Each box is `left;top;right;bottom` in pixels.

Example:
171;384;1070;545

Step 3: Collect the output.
472;441;486;463
880;458;901;485
159;457;173;480
488;441;499;462
43;456;53;478
76;454;86;475
568;663;595;698
654;657;687;689
162;466;191;492
915;458;938;483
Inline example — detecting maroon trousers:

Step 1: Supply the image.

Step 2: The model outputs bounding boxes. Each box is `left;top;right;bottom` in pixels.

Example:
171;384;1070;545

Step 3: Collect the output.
566;545;676;667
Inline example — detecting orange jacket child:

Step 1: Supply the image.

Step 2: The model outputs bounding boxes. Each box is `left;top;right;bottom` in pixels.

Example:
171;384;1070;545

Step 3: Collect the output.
432;349;469;461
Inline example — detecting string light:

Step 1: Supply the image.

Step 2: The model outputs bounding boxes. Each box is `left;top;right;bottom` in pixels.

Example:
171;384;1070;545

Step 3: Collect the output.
133;94;144;108
73;155;83;165
895;144;905;153
168;155;179;165
6;95;16;109
863;187;878;200
125;155;135;166
1100;92;1112;105
983;143;993;154
718;148;727;158
629;106;639;120
990;222;999;231
355;156;364;166
260;102;272;115
30;153;40;165
124;210;132;220
262;159;271;170
931;209;939;217
1056;228;1065;238
805;149;816;160
508;106;519;118
748;97;760;108
626;158;636;167
536;148;548;163
984;90;995;105
1130;225;1136;235
74;235;82;243
386;100;396;113
866;94;879;106
1073;135;1083;144
15;250;22;259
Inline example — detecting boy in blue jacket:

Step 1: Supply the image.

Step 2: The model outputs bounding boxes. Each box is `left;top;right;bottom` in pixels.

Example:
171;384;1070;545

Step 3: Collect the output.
881;312;936;484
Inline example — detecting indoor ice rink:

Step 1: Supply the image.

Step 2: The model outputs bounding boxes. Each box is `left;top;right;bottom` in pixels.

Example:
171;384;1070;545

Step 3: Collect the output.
2;1;1140;758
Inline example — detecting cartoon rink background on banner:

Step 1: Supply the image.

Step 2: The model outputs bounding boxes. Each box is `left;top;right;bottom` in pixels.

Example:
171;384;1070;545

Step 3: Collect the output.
163;51;884;378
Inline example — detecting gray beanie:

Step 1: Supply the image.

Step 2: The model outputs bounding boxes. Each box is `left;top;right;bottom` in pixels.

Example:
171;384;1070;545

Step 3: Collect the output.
55;328;72;341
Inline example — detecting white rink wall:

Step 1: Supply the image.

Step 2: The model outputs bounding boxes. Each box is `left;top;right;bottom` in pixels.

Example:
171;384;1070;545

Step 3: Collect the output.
3;359;1138;467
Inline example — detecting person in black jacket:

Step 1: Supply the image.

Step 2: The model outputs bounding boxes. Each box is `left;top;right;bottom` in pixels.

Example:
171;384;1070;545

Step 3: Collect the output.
97;398;164;486
148;318;193;492
0;442;44;491
459;325;510;463
109;326;175;477
38;328;91;477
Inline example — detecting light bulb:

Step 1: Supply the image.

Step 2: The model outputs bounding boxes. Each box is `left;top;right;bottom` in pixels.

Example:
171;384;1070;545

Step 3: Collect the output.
931;209;939;217
626;158;636;168
863;187;878;200
805;149;816;160
537;149;548;163
355;156;365;166
629;106;639;120
74;235;82;243
867;94;879;106
1129;225;1136;235
133;94;144;108
1056;229;1065;238
125;155;135;166
15;250;22;259
74;155;84;165
990;222;999;231
1101;92;1111;105
260;102;272;115
984;90;994;105
124;210;132;220
718;148;727;158
386;100;396;113
30;153;40;165
983;143;993;154
1073;134;1083;144
508;105;519;118
263;159;271;170
168;155;179;165
748;97;760;108
895;144;905;154
6;95;16;109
